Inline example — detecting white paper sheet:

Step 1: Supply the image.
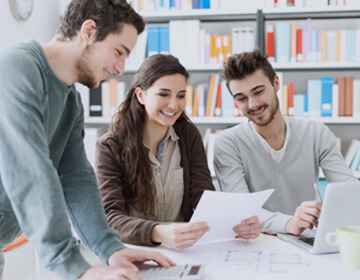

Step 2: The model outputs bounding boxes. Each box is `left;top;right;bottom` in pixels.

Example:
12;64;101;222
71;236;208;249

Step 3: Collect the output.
190;189;274;244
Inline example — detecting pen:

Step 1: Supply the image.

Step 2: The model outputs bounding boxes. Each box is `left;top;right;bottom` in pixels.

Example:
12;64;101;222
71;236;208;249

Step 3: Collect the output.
313;182;322;228
313;182;322;203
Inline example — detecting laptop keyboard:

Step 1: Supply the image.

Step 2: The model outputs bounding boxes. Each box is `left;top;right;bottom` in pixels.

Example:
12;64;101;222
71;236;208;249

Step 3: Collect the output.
299;236;315;246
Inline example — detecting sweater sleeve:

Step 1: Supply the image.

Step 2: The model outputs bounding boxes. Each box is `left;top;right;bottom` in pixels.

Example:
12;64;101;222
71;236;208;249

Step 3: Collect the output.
317;124;357;182
95;137;160;246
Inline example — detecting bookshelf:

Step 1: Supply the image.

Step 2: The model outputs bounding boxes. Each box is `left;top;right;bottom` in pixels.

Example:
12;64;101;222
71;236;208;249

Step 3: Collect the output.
82;4;360;178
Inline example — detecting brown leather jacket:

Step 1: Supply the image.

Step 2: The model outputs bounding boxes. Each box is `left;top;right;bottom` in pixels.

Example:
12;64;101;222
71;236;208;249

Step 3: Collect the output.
95;117;214;246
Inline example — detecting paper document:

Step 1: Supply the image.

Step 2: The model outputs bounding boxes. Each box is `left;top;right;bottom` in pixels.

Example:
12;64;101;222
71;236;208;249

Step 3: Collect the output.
190;189;274;244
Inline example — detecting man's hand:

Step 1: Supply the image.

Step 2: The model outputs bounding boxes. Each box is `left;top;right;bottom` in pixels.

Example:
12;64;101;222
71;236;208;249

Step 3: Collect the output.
78;248;175;280
152;222;209;249
233;216;261;240
109;248;175;268
286;201;322;235
78;265;139;280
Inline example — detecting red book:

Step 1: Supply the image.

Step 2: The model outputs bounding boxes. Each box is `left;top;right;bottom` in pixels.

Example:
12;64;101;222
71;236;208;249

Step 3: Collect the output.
345;77;353;116
338;77;346;116
266;24;275;61
296;27;303;62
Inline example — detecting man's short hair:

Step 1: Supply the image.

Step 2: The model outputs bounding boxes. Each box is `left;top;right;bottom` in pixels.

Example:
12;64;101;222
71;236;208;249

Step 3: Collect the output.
223;50;277;90
59;0;145;41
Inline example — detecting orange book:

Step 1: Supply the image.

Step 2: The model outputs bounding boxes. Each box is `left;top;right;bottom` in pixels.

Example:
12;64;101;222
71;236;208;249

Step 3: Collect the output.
287;82;295;116
192;87;200;117
185;85;193;116
209;35;217;64
345;77;353;116
206;74;217;116
338;77;346;116
221;34;231;63
214;81;222;116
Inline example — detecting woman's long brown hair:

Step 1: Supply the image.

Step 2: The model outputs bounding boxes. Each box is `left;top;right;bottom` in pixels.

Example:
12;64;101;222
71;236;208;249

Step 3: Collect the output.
111;54;189;215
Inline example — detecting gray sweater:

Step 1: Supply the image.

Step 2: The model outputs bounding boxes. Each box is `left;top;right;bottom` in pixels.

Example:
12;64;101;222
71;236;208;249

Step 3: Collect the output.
0;41;123;280
214;118;356;233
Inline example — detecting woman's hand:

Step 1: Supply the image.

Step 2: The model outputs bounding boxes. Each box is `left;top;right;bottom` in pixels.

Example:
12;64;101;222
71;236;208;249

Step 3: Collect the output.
152;222;209;249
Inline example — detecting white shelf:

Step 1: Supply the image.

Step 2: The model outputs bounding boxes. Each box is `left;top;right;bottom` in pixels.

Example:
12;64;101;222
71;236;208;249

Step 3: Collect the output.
191;117;245;124
125;62;360;74
125;64;221;74
141;9;257;21
85;117;360;126
272;62;360;71
263;6;360;14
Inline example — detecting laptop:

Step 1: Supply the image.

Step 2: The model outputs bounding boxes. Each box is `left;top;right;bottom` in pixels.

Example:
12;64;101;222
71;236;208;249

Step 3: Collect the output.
277;182;360;254
139;263;205;280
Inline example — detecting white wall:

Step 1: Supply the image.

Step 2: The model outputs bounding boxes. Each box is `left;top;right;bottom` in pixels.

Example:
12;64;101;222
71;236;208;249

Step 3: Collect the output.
0;0;60;49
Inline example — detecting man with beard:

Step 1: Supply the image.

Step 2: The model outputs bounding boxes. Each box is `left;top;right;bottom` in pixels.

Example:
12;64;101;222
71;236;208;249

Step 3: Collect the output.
214;50;356;236
0;1;174;280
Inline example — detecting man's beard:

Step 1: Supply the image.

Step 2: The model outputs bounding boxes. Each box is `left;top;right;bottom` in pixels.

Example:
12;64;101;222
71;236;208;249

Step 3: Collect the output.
248;95;279;127
76;46;98;89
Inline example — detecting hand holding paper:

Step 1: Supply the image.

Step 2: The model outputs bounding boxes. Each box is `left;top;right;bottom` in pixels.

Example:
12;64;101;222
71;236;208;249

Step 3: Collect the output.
190;189;274;244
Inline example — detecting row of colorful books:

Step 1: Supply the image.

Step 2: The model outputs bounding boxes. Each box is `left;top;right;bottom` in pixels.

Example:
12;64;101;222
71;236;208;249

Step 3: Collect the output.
266;21;360;64
127;21;255;69
279;76;360;118
129;0;266;12
129;0;360;12
129;0;212;11
77;75;360;120
186;74;238;117
264;0;360;8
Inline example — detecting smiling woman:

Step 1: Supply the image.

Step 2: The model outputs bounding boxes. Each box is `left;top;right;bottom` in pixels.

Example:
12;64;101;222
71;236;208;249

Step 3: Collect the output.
95;54;215;249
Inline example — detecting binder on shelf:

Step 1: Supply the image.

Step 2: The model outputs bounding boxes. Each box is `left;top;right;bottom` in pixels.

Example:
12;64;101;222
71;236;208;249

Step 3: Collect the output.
89;86;102;117
320;77;334;117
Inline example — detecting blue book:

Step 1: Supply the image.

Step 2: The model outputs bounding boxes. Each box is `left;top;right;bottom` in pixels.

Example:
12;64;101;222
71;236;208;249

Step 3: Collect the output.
275;22;290;63
169;0;176;9
307;80;322;117
146;27;160;57
320;77;335;117
159;26;169;54
192;0;201;9
304;94;309;115
200;0;211;9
